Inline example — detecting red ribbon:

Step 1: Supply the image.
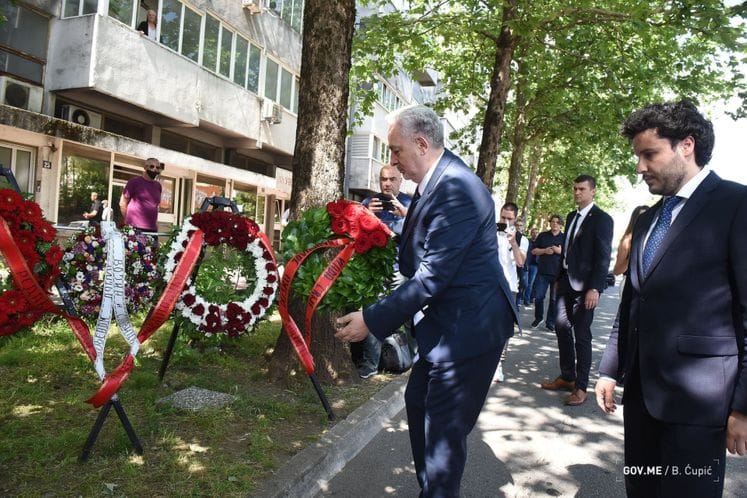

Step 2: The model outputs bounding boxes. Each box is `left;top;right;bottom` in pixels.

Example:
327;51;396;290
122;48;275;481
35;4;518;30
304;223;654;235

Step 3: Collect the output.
0;216;96;361
278;238;357;375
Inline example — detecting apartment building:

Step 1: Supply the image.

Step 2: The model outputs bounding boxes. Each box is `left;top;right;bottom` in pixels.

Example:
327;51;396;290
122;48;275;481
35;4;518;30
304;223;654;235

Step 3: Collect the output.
0;0;467;245
0;0;302;246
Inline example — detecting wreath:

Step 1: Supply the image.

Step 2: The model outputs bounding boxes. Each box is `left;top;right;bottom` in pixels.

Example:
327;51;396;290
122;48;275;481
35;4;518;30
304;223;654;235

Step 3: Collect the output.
0;189;64;336
162;211;279;336
280;199;397;313
59;225;161;318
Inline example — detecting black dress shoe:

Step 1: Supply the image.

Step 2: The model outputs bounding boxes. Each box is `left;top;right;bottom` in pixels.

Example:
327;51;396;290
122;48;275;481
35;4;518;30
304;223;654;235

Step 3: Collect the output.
531;319;542;328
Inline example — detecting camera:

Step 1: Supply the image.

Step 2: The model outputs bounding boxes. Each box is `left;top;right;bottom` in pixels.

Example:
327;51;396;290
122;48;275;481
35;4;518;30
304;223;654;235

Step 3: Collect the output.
377;195;395;211
496;222;507;232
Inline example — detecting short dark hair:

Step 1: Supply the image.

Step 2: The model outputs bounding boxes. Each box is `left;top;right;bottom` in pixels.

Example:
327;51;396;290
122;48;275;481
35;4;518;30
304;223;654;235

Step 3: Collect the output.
550;214;563;225
501;202;519;216
574;174;596;189
621;100;714;167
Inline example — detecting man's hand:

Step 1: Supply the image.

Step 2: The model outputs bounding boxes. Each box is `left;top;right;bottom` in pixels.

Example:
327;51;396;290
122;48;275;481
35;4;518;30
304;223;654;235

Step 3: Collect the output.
585;288;599;309
335;311;370;343
726;410;747;455
594;377;617;414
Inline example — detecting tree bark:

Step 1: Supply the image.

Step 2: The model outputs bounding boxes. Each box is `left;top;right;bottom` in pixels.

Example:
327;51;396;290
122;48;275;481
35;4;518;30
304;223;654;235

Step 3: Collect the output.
269;0;359;384
475;0;519;189
505;77;528;205
521;143;543;228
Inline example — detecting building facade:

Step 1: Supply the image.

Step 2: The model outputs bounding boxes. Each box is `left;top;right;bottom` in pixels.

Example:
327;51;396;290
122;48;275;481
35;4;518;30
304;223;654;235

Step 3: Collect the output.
1;0;302;246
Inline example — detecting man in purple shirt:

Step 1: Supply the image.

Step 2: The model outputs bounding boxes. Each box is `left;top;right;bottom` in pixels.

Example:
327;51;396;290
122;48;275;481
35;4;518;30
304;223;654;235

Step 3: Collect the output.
119;157;162;232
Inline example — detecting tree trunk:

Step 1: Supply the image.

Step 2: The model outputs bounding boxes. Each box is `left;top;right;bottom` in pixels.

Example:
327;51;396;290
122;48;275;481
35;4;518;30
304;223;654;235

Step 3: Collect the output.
521;143;543;228
475;0;518;189
269;0;359;385
505;80;528;205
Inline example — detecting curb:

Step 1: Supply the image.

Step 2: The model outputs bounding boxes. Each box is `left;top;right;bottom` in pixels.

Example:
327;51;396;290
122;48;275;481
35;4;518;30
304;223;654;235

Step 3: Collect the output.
251;374;409;498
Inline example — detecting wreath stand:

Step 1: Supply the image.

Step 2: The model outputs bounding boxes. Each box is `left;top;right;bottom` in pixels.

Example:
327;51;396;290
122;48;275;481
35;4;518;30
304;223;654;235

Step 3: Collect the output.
157;196;237;381
0;166;143;462
156;197;335;420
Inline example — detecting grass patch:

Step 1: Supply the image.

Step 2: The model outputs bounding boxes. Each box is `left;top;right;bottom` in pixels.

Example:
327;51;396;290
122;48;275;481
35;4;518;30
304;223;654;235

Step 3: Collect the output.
0;313;392;496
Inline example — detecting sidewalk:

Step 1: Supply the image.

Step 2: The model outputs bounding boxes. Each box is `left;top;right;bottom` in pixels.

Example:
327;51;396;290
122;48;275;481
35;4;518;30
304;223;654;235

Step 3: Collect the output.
254;284;747;497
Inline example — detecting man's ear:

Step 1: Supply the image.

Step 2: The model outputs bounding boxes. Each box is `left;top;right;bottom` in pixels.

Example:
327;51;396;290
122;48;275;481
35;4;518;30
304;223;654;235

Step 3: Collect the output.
415;136;429;155
678;135;695;158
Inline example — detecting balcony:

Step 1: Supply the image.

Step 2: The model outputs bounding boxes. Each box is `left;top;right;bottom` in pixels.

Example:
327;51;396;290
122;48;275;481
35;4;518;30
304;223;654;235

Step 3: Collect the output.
45;14;296;155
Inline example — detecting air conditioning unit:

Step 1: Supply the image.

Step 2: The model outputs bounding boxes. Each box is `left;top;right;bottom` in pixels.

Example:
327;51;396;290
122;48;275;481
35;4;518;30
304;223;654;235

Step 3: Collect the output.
261;100;283;125
242;0;263;14
0;76;43;113
60;104;102;129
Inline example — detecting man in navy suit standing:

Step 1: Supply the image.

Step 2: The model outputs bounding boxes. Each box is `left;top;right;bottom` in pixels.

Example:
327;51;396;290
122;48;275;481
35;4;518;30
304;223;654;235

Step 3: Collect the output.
541;174;613;406
336;105;517;497
595;101;747;497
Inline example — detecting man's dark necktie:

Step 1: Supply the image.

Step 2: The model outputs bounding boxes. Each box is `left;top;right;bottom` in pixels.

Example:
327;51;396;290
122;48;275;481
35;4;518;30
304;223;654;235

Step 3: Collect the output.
641;196;681;276
563;211;580;267
402;188;420;233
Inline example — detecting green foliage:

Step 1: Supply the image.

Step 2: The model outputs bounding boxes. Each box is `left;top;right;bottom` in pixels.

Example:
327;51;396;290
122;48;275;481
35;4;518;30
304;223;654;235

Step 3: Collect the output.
280;206;397;312
351;0;746;218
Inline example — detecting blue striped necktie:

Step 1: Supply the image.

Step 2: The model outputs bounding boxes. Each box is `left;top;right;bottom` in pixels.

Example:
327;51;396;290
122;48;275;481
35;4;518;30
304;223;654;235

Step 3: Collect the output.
641;196;681;275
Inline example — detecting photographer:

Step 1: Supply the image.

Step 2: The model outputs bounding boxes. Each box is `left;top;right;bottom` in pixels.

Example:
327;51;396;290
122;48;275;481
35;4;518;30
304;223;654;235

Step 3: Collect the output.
494;202;527;382
352;165;413;378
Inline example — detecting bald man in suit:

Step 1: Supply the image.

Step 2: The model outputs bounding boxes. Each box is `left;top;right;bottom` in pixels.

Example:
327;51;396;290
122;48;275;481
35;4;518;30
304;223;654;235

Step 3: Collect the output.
336;106;517;497
596;101;747;497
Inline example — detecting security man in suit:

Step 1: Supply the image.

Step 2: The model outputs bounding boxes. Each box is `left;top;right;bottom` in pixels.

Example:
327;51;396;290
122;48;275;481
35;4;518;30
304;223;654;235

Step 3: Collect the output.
595;101;747;497
541;174;613;407
336;105;517;497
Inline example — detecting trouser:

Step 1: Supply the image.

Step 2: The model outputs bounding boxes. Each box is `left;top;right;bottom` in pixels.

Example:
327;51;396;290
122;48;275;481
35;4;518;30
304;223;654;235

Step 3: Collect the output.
405;348;503;498
523;265;538;304
533;273;557;327
554;285;594;391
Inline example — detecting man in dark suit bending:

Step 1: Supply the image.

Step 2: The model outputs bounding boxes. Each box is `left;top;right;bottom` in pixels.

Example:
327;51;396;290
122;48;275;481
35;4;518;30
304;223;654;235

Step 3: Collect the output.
336;105;517;497
595;101;747;497
541;174;613;406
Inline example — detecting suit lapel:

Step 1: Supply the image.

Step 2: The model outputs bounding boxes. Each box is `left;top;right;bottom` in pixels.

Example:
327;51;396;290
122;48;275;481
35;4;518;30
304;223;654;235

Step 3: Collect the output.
637;171;721;283
400;152;453;247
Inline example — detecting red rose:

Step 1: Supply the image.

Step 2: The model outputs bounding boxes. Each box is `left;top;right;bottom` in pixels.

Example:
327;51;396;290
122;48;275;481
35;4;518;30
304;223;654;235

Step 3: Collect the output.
369;230;389;248
263;286;274;295
359;212;381;232
327;200;345;218
331;218;348;235
193;304;205;316
354;236;373;254
182;293;196;306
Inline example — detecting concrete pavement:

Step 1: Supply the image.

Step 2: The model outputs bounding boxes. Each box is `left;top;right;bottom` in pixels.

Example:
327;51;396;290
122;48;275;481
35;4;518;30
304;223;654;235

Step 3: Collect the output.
255;283;747;497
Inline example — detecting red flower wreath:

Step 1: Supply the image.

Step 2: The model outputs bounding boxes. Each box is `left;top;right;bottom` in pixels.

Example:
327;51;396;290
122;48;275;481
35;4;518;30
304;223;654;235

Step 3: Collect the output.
162;211;279;336
326;199;391;254
0;189;63;336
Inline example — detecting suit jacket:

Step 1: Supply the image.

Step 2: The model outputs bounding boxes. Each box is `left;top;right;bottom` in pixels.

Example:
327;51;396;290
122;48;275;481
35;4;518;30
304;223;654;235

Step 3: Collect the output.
599;171;747;426
560;205;613;293
363;150;518;362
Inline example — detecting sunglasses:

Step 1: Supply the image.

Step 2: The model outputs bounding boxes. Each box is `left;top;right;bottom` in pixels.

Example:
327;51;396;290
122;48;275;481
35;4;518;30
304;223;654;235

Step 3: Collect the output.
147;163;165;171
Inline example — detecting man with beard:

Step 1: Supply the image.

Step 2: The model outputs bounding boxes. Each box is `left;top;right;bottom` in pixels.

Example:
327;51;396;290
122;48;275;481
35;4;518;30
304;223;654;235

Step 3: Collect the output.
120;157;163;233
595;100;747;497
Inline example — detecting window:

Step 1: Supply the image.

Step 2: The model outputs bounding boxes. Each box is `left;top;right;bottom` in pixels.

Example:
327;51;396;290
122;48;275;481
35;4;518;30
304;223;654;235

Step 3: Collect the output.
219;24;234;78
272;0;304;32
108;0;135;26
181;6;202;62
377;82;402;112
279;68;293;109
202;14;220;72
292;76;300;113
160;0;181;53
0;3;48;84
194;175;225;211
247;44;261;93
264;58;279;101
373;137;390;164
0;144;34;195
58;154;110;225
63;0;97;18
234;36;248;87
